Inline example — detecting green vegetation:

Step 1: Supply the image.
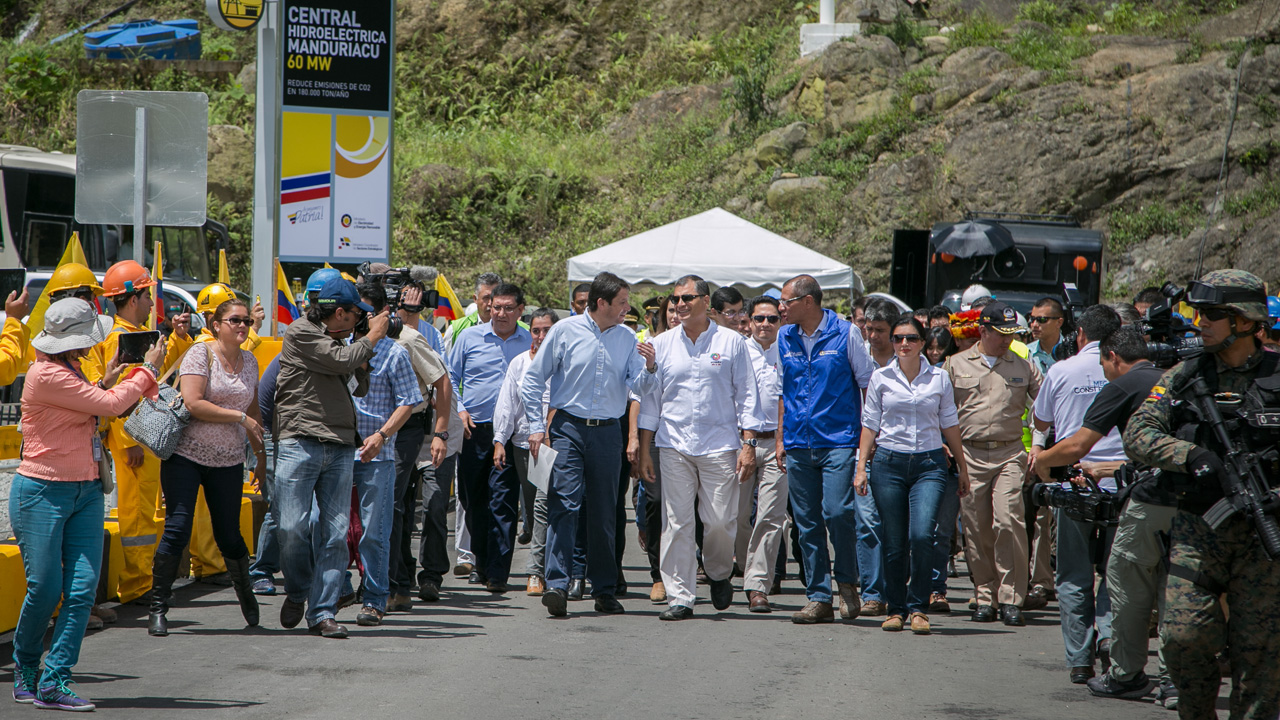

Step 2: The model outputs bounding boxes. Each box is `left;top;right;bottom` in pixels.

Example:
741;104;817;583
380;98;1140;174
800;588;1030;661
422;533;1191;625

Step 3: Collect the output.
1225;180;1280;217
1107;201;1200;254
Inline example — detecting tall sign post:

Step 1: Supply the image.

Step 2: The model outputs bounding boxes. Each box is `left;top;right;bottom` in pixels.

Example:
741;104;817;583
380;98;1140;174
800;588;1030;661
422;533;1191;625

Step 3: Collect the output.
250;0;279;327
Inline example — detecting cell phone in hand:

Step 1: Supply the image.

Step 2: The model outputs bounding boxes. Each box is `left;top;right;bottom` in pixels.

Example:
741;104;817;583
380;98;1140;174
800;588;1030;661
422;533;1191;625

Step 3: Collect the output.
0;269;25;305
117;331;160;364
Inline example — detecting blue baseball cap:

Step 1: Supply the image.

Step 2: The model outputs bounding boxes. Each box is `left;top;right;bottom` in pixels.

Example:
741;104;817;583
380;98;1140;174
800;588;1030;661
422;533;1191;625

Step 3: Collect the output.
1268;296;1280;330
316;277;374;312
764;288;782;300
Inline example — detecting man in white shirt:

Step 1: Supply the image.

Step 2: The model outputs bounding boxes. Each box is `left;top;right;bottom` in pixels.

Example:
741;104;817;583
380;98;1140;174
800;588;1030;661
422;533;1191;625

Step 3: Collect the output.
491;307;558;596
638;275;763;620
740;295;788;613
1031;305;1125;686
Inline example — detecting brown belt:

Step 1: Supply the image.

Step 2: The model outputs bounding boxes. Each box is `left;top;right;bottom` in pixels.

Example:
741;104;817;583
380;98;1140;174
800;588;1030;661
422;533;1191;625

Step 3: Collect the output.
963;439;1020;450
754;430;776;440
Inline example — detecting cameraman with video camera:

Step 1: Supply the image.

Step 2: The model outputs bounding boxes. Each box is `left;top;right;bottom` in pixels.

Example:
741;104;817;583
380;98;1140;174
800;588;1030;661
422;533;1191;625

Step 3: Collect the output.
1032;326;1179;707
1031;304;1124;686
1124;270;1280;720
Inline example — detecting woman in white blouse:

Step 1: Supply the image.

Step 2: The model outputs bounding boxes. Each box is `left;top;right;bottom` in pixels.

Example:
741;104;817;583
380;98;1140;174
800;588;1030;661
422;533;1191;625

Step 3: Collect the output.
855;316;970;635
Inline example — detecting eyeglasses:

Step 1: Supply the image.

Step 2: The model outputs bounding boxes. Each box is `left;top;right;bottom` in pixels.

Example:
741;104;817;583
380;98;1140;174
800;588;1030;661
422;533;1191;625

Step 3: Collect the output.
779;296;808;307
221;316;251;326
752;315;781;324
1029;315;1062;324
892;334;922;344
674;294;706;305
1196;306;1232;322
719;309;745;318
491;304;519;314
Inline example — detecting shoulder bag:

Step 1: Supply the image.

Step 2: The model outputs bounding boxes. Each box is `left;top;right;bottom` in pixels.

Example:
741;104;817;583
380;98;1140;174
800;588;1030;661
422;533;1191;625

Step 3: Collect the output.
122;344;211;460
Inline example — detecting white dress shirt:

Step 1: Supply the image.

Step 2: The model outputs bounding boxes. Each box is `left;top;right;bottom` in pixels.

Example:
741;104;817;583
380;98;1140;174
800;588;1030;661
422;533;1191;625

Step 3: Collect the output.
638;323;763;456
493;351;549;450
862;355;959;453
1033;341;1126;463
798;319;877;388
747;337;780;432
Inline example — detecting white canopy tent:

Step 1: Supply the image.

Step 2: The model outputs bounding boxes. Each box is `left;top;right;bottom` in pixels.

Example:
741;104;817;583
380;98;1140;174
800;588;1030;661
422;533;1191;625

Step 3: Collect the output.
566;208;863;295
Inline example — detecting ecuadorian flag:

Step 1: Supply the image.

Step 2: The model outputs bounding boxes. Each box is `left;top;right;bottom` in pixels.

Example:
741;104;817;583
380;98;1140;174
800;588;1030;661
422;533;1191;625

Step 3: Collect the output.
276;259;300;326
434;273;463;322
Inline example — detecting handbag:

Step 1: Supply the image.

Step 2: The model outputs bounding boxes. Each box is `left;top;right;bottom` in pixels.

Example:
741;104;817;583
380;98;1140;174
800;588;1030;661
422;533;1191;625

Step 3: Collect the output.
122;344;210;460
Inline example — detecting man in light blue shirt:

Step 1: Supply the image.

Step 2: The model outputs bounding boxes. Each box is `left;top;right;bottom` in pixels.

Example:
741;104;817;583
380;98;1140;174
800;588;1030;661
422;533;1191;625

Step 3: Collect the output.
522;272;657;617
449;283;532;592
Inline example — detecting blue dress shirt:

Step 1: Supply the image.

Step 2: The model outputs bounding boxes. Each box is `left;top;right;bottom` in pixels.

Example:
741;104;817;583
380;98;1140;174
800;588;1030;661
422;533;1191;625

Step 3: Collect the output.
355;337;424;462
449;321;532;423
417;318;447;356
521;314;657;434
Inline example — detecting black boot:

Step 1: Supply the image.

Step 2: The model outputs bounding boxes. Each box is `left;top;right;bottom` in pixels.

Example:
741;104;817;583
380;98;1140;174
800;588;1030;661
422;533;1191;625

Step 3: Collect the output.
224;554;260;627
148;552;182;637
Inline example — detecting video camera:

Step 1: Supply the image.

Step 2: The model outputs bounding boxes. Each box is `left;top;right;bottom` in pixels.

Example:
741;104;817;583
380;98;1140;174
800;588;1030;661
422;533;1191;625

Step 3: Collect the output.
1028;467;1124;526
1139;282;1202;369
355;264;441;340
1051;282;1088;362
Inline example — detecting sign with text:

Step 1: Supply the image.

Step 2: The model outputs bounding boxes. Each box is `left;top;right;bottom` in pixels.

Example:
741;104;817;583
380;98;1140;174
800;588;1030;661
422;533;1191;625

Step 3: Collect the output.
277;0;393;263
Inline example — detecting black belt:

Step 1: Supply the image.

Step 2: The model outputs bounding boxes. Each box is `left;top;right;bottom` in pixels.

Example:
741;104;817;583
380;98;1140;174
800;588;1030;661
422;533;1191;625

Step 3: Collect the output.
560;411;617;427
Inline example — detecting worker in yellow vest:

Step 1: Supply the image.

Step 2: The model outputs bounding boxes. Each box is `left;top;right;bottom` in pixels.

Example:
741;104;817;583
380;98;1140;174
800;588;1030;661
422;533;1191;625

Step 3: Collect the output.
83;260;190;604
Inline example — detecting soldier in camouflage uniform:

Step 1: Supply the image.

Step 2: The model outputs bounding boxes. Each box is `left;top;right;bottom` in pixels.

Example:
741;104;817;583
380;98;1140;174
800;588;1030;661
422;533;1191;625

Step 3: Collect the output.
1123;269;1280;720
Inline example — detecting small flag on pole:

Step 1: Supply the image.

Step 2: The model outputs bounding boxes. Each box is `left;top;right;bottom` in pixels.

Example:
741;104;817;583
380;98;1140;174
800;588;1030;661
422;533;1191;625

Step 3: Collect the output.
275;259;300;326
27;232;91;336
218;249;230;285
434;273;463;322
151;241;165;330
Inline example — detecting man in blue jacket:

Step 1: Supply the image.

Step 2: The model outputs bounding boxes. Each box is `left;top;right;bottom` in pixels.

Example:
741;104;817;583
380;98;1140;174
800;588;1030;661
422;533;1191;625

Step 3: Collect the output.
776;275;880;624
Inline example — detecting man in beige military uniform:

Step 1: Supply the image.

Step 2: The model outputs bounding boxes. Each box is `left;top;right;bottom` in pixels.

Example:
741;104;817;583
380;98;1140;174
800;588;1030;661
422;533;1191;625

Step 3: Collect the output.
944;301;1043;626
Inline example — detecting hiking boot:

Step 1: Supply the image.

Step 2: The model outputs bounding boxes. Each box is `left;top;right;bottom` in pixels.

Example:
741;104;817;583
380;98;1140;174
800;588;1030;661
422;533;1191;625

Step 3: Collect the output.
1154;680;1178;709
12;664;37;704
792;601;835;624
1087;671;1153;700
836;582;860;619
356;605;384;626
388;594;414;612
860;599;887;617
417;580;441;602
34;678;95;712
928;593;951;613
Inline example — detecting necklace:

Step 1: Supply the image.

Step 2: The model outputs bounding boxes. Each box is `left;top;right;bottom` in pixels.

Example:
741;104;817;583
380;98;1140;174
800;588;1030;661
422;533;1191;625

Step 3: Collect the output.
216;344;243;375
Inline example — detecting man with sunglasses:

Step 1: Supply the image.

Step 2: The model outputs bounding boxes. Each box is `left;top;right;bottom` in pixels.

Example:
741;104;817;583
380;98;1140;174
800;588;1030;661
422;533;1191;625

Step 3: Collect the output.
776;274;878;624
1124;269;1280;720
274;277;389;638
740;295;788;612
1027;297;1067;377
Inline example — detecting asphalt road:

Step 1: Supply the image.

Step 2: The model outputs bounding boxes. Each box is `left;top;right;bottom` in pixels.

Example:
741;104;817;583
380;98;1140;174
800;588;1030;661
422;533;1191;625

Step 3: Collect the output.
2;515;1230;720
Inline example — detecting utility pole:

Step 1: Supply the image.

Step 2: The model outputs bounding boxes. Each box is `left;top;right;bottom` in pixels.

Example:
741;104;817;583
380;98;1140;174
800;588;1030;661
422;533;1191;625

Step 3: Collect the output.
800;0;859;57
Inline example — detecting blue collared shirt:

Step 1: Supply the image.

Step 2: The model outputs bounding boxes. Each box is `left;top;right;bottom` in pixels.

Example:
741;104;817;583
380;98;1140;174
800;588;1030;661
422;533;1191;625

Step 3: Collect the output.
354;337;423;462
417;318;447;356
521;313;657;433
449;321;532;423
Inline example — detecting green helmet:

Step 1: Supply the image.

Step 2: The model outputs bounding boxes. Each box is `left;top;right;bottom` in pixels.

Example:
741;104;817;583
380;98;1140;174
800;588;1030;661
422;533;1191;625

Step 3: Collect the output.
1188;269;1269;322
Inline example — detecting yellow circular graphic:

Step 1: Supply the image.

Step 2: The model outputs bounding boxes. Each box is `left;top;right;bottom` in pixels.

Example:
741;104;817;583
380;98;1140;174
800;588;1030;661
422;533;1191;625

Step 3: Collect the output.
207;0;263;31
335;115;389;179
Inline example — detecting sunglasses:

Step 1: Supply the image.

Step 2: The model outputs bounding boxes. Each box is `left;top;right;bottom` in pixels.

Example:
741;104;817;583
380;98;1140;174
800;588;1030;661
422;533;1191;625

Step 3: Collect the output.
674;294;706;304
221;316;252;326
1029;315;1062;324
1196;307;1232;322
752;315;781;324
892;334;923;344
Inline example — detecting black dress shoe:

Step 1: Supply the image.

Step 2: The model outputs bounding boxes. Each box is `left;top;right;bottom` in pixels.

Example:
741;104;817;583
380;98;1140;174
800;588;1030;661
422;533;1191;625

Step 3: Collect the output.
770;577;783;595
517;530;532;545
567;579;586;601
484;580;507;594
308;618;349;638
468;571;483;585
658;605;694;621
594;594;625;614
615;580;628;597
972;605;998;622
280;598;306;629
709;578;734;610
417;580;441;602
1000;604;1025;627
542;588;568;617
1070;666;1095;684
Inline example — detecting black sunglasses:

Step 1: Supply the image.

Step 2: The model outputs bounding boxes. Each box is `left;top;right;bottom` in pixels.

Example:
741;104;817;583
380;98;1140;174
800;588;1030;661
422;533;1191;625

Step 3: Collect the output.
221;316;252;326
752;314;781;324
892;334;923;343
1196;306;1232;322
1029;315;1062;324
674;293;706;304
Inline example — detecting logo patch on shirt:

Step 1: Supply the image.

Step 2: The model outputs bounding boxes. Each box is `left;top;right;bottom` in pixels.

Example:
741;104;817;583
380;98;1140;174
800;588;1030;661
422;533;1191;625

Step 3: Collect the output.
1146;385;1166;403
1012;377;1025;383
710;352;723;366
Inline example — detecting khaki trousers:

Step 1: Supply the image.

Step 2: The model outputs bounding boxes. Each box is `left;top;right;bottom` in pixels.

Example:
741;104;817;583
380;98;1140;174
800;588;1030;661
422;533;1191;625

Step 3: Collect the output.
1029;506;1055;589
659;448;740;608
960;444;1029;607
738;445;789;595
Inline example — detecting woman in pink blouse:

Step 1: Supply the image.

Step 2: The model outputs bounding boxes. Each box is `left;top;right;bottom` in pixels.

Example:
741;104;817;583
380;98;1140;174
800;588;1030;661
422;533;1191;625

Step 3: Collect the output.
149;298;265;637
11;299;162;711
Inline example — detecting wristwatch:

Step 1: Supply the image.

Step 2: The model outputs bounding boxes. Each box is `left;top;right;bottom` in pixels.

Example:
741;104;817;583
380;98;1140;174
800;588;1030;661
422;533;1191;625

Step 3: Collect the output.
744;438;759;448
433;431;450;441
376;429;389;441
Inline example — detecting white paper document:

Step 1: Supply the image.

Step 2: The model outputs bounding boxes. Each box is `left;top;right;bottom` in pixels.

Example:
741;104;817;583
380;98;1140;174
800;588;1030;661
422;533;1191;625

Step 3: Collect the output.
528;445;558;493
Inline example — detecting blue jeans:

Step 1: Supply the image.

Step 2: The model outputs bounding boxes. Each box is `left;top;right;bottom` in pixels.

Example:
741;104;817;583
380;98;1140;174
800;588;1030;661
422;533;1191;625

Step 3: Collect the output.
9;474;104;686
787;447;882;603
545;414;622;595
1056;509;1114;667
251;434;281;582
351;459;396;610
274;437;355;626
870;448;948;616
931;470;961;595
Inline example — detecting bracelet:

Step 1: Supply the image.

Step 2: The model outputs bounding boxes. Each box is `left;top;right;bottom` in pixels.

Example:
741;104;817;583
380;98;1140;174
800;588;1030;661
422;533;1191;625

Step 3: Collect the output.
141;362;159;376
238;412;247;426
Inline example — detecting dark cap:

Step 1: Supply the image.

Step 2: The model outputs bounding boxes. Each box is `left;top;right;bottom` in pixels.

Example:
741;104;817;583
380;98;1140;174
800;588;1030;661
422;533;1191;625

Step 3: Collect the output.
316;277;374;313
624;306;641;324
979;301;1021;335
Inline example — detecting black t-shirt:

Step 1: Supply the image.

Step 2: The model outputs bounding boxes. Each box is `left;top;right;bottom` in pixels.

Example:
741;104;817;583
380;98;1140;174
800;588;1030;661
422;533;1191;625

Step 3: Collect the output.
1081;361;1175;506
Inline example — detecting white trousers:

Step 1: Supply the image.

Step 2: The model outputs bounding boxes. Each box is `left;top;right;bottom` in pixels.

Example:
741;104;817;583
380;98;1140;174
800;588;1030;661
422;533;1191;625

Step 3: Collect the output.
659;448;740;608
455;502;474;564
738;445;789;594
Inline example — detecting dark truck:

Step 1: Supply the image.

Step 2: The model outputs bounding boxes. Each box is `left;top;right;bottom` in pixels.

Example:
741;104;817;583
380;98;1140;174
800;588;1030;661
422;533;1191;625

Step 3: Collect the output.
889;212;1104;316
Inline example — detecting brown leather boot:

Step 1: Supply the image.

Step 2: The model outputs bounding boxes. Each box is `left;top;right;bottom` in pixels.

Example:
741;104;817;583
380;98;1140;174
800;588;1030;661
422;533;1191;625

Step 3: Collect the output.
836;582;861;619
791;601;835;624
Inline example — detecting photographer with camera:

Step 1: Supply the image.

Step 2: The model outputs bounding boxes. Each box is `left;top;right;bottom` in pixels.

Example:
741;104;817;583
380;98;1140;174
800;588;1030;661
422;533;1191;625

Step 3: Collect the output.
1034;326;1179;706
1032;304;1124;685
1124;269;1280;720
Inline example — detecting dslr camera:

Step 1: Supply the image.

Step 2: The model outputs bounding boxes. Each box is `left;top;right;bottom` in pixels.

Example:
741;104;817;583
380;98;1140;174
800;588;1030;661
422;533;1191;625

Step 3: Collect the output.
1139;282;1203;369
355;264;441;340
1028;467;1124;526
1051;282;1088;362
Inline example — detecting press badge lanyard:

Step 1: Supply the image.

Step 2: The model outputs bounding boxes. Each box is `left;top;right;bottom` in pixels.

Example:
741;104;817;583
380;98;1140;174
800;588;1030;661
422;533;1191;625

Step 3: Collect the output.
60;358;104;463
